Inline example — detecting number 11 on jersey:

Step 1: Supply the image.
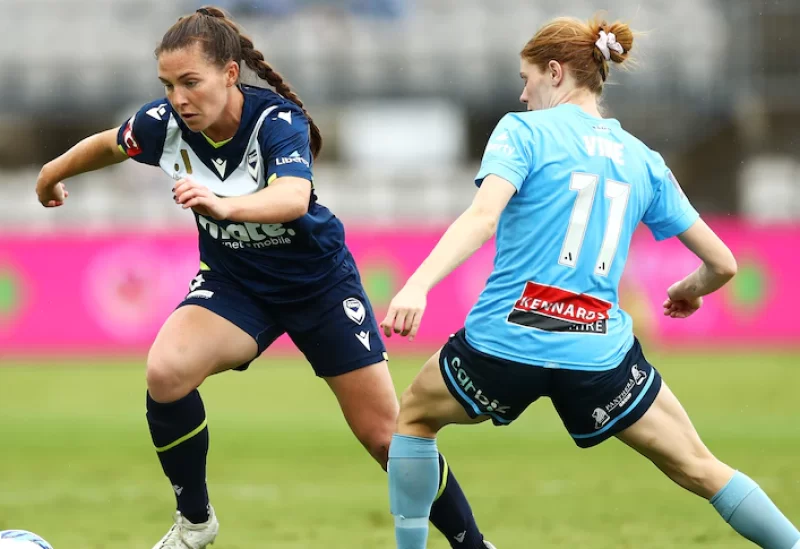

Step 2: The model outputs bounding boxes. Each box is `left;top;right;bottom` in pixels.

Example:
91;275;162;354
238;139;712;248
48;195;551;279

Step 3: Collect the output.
558;172;631;277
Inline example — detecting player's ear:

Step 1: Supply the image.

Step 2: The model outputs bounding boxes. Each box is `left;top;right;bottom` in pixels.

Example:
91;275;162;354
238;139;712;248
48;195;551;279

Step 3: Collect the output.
225;60;240;87
548;60;563;86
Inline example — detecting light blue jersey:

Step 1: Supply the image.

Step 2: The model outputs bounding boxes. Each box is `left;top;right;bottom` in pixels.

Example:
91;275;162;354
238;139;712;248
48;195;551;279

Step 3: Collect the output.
465;104;699;370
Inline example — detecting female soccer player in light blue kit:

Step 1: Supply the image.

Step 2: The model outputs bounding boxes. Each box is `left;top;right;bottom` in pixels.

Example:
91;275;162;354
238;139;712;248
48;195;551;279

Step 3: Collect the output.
381;16;800;549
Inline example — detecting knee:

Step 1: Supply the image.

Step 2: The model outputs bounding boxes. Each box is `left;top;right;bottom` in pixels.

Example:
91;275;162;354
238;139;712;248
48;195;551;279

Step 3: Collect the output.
146;350;199;403
356;423;392;470
399;385;416;409
397;387;420;430
397;386;440;439
370;438;391;471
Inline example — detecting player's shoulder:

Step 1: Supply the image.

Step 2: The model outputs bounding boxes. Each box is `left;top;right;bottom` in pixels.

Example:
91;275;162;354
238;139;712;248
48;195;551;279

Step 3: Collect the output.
128;98;175;127
496;107;582;139
242;85;307;125
491;111;541;145
514;104;615;135
123;97;178;139
496;110;540;129
515;104;578;126
118;98;177;162
243;86;309;150
616;129;668;173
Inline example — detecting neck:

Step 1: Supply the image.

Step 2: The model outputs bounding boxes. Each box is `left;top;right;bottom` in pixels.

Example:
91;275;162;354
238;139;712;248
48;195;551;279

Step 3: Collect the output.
551;88;602;118
203;87;244;142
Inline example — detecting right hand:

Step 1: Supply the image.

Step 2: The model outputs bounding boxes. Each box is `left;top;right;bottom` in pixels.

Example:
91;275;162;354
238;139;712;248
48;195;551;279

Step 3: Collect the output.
36;176;69;208
662;281;703;319
380;282;428;341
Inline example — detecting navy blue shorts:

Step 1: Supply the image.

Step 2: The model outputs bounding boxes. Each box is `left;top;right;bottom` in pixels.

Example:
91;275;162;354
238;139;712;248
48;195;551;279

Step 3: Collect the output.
176;265;387;378
439;329;662;448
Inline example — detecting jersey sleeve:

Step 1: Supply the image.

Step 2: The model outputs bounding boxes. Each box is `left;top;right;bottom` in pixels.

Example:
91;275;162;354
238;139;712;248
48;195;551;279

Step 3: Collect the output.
116;100;170;166
258;106;314;184
642;157;700;241
475;113;535;191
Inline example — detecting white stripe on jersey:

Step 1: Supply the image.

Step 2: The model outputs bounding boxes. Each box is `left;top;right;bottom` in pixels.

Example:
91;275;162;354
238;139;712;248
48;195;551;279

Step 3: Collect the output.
158;106;279;197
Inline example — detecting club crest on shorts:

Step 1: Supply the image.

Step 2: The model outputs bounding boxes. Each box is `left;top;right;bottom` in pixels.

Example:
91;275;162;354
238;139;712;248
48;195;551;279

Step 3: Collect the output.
631;364;647;386
592;407;611;429
343;297;365;325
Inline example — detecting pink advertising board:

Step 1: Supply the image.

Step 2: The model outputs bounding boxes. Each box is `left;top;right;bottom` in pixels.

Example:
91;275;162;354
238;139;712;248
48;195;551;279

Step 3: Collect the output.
0;221;796;358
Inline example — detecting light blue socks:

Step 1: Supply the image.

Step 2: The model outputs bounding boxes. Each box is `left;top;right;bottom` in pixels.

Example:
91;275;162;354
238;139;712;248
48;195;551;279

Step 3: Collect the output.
711;471;800;549
389;434;440;549
391;446;800;549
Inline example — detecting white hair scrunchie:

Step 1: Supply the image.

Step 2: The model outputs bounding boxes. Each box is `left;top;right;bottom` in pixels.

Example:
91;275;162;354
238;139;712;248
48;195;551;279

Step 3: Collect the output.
595;30;624;61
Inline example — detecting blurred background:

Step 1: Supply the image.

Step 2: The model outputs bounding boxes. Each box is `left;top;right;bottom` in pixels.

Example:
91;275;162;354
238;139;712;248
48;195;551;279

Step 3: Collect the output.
2;0;800;226
0;1;798;548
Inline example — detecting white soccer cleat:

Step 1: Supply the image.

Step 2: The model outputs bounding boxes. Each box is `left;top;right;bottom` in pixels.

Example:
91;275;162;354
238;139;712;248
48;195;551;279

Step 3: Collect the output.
484;541;498;549
152;505;219;549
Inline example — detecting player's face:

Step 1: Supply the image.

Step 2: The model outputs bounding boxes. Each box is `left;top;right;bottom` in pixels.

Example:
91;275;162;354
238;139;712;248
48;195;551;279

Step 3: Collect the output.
519;58;549;111
157;42;235;132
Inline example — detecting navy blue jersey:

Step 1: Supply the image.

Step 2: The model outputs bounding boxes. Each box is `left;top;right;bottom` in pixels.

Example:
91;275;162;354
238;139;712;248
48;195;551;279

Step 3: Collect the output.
117;85;349;303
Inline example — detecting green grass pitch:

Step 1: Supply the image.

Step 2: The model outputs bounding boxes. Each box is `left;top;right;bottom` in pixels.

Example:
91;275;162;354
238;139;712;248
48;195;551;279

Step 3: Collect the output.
1;351;798;548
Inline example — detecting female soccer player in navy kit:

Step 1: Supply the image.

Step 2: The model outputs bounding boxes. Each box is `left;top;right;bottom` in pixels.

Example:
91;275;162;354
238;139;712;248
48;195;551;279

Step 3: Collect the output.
382;16;800;549
35;7;493;549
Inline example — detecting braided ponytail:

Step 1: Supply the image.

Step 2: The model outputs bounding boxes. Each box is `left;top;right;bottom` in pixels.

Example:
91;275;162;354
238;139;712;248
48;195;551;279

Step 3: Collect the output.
237;34;323;159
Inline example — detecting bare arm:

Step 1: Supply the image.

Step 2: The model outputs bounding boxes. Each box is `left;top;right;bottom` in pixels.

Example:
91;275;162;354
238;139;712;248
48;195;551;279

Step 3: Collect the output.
174;176;312;223
36;128;128;207
662;218;737;318
38;128;128;187
381;175;517;339
672;219;738;298
405;175;517;293
224;177;311;223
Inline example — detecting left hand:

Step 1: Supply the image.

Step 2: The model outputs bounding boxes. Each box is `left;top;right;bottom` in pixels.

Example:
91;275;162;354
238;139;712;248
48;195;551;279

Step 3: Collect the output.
174;178;230;220
662;280;703;319
380;283;428;341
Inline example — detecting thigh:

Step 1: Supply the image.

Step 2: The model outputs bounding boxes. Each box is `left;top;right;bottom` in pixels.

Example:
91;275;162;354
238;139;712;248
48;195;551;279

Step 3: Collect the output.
325;360;399;427
153;270;283;373
615;381;732;497
615;380;698;456
435;329;548;427
283;272;387;377
551;338;662;448
398;348;486;439
149;304;260;380
325;360;399;464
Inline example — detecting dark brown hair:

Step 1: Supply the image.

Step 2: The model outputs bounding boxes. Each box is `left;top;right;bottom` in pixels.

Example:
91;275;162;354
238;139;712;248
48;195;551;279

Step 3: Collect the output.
156;6;322;158
521;16;634;95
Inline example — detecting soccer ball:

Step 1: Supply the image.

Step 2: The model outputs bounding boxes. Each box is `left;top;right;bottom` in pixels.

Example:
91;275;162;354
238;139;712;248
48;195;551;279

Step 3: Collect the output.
0;531;53;549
